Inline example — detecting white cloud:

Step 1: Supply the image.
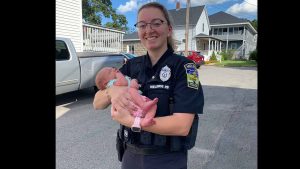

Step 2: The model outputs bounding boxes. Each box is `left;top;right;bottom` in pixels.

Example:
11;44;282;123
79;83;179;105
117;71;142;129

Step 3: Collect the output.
117;0;138;14
137;0;157;9
168;0;228;7
226;0;257;15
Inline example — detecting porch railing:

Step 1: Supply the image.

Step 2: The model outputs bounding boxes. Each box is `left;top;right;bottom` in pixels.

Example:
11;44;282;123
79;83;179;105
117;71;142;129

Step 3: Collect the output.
83;24;125;53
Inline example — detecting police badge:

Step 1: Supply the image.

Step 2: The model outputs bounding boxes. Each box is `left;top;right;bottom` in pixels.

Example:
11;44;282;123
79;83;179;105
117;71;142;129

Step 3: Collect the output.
160;65;171;82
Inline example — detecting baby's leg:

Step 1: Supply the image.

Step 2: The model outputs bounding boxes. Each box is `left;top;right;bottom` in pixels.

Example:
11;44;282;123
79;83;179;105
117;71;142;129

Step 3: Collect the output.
140;104;157;127
129;88;158;112
141;97;158;113
128;88;145;108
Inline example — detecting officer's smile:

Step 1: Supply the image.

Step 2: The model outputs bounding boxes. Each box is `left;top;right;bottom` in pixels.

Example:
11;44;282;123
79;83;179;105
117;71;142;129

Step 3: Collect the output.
145;35;158;41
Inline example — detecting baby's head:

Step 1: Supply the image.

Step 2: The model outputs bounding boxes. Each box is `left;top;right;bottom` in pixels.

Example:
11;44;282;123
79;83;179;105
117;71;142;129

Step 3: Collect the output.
95;67;119;90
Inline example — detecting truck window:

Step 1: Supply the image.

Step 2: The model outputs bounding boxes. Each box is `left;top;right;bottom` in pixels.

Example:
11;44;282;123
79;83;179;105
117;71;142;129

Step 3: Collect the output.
56;40;70;61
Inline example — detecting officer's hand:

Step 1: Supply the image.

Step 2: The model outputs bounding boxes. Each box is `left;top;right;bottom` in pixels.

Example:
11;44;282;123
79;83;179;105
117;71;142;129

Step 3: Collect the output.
109;85;136;114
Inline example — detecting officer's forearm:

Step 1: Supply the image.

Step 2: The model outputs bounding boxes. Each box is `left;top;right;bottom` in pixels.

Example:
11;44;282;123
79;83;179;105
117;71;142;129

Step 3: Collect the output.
93;89;111;110
142;113;195;136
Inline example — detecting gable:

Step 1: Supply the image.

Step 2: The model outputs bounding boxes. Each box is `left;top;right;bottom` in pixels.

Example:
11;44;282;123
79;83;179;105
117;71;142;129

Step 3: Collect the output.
168;5;205;26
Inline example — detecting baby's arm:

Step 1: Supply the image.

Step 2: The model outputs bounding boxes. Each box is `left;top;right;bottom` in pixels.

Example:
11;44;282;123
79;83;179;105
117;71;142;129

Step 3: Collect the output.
114;72;128;86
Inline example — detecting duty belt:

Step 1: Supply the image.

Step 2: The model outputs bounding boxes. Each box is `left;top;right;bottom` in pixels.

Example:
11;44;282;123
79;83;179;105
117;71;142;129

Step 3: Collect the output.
125;143;184;155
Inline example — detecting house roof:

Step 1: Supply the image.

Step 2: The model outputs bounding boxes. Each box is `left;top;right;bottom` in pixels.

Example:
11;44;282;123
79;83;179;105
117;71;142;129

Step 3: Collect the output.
208;11;248;25
209;11;257;34
168;5;205;26
195;33;222;41
123;32;139;41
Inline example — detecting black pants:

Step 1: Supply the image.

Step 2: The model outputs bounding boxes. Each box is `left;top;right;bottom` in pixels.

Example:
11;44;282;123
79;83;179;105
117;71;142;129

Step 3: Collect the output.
121;149;188;169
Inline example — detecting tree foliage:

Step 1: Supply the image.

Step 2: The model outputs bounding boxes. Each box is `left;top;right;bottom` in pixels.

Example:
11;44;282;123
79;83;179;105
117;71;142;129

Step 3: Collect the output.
82;0;128;31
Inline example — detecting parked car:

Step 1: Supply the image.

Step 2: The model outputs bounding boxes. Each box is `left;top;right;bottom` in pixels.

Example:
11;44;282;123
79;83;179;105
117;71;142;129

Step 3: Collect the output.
121;52;137;64
56;37;124;95
175;50;205;68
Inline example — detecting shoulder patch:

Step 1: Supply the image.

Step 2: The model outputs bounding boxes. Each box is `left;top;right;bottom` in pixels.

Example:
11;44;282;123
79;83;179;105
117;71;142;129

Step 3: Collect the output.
184;63;199;89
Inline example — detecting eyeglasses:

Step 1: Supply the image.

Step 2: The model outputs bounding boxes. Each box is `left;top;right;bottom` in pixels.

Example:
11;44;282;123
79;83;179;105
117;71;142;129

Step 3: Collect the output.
134;19;165;30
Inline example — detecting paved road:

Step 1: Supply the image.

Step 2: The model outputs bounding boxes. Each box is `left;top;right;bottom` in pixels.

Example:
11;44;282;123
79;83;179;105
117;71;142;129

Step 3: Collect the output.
56;65;257;169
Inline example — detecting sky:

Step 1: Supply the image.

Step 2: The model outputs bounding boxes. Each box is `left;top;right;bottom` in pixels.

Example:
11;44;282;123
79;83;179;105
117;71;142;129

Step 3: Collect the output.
103;0;257;30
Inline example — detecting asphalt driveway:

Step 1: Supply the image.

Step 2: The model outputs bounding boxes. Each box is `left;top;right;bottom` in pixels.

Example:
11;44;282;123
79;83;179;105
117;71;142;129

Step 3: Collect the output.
56;65;257;169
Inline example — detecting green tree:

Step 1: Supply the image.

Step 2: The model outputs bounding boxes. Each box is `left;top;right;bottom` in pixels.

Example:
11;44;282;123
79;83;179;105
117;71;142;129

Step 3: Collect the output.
82;0;128;30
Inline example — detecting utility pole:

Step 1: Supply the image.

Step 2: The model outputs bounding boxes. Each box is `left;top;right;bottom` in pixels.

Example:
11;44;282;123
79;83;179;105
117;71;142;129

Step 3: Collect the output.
185;0;190;57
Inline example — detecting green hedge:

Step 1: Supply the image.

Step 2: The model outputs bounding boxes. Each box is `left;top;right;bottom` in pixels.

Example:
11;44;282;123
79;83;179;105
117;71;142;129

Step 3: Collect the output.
210;51;217;61
249;49;257;61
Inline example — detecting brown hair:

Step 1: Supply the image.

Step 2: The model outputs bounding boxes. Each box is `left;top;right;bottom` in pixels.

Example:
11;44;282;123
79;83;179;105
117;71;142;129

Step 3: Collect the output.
137;2;175;50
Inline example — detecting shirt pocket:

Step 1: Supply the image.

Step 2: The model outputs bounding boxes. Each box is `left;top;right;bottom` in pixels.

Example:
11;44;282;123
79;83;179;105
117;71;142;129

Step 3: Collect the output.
147;88;170;117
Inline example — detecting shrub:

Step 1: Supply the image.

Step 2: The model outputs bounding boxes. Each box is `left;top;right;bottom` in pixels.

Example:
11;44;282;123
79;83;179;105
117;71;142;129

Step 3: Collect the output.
210;51;217;61
220;50;234;60
205;60;217;64
249;49;257;61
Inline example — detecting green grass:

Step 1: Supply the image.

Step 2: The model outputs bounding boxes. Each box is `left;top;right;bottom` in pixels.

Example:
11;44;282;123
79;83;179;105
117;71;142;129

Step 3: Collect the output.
215;60;257;67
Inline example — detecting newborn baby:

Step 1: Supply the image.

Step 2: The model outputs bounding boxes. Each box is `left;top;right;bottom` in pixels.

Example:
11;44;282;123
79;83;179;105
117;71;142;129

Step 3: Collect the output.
95;67;158;132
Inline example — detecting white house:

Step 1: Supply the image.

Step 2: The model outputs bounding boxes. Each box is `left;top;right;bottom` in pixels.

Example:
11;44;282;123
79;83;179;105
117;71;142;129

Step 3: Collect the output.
123;5;257;60
56;0;124;53
56;0;83;52
123;5;223;60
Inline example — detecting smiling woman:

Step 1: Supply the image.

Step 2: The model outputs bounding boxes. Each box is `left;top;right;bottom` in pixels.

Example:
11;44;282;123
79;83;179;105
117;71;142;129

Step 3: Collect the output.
93;2;204;169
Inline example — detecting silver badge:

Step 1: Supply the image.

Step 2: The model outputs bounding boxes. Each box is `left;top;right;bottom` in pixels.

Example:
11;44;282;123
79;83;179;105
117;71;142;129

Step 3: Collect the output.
160;65;171;82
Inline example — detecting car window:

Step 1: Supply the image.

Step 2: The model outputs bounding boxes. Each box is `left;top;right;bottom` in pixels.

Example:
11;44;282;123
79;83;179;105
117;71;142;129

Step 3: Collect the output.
56;40;70;61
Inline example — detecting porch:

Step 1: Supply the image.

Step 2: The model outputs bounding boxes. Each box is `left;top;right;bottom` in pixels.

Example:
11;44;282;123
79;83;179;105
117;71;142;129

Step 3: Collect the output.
195;34;223;61
82;24;125;53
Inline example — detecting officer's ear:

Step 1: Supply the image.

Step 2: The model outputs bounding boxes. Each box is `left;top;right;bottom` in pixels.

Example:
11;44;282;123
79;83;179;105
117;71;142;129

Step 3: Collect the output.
167;25;172;37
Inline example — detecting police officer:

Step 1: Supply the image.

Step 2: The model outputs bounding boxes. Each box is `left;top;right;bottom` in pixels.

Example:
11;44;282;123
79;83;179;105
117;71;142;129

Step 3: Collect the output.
93;2;204;169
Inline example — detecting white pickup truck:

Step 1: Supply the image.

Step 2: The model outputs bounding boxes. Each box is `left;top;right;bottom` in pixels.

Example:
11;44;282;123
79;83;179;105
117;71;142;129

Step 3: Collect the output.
56;37;124;95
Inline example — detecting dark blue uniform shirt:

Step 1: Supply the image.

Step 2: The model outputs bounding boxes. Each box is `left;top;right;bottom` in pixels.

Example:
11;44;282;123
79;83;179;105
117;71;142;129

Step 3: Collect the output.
119;47;204;147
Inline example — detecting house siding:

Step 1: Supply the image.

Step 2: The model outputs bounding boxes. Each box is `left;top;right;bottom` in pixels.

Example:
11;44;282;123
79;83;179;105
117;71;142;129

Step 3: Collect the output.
245;29;257;57
173;26;195;51
195;9;210;36
56;0;83;52
210;24;257;58
123;41;147;56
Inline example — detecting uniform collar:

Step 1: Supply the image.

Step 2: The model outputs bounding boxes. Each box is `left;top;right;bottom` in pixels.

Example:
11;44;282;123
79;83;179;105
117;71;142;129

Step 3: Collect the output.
144;46;174;69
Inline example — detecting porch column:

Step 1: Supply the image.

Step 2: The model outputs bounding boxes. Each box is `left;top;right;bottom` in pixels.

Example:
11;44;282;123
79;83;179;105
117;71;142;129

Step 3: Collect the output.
219;41;222;52
208;38;211;53
243;25;246;57
226;27;229;52
214;40;217;51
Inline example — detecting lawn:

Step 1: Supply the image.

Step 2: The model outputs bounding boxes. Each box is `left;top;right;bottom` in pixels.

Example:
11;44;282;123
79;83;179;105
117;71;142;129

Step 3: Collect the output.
214;60;257;67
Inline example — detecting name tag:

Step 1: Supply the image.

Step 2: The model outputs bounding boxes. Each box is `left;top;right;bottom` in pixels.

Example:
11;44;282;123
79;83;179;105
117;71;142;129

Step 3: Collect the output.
149;84;170;90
